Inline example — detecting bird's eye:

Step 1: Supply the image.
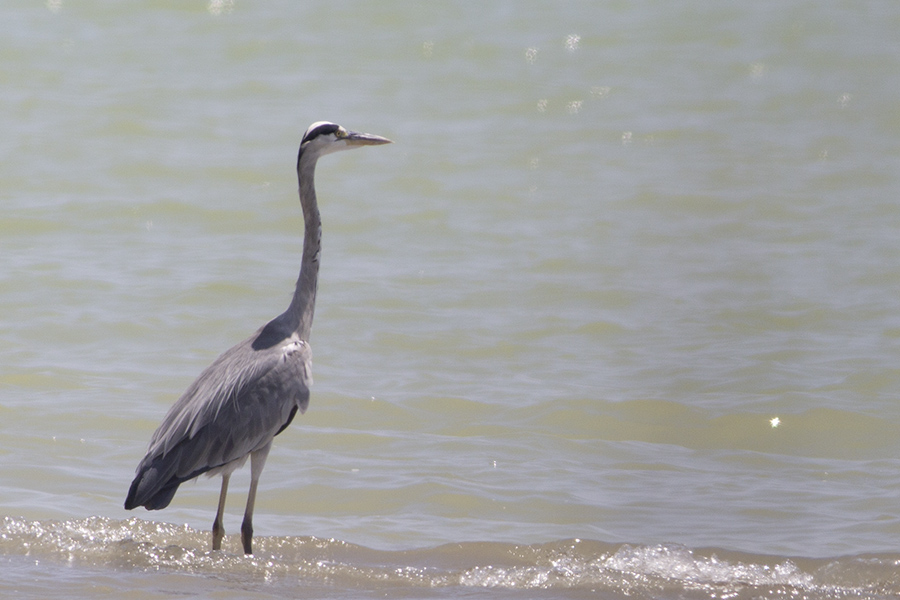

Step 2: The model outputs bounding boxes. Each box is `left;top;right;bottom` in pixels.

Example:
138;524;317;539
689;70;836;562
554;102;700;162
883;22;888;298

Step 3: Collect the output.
335;128;348;139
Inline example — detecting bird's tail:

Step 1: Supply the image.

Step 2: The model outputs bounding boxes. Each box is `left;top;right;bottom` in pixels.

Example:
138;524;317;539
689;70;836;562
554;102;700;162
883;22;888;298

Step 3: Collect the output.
125;433;219;511
124;462;182;510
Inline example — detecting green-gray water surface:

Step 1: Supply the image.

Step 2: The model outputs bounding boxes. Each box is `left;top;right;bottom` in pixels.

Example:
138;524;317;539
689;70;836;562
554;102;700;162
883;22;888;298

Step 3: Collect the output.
2;1;900;598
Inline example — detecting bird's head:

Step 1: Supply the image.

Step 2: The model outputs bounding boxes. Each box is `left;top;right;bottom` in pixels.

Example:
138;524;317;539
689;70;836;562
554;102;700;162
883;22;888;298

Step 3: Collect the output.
299;121;392;160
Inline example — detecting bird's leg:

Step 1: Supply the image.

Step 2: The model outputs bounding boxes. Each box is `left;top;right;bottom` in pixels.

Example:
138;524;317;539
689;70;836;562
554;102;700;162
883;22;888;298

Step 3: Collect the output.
212;473;230;551
240;480;258;555
241;443;272;555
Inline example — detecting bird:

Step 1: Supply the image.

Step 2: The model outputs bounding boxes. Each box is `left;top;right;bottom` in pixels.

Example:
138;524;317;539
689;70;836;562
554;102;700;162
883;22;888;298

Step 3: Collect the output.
124;121;392;555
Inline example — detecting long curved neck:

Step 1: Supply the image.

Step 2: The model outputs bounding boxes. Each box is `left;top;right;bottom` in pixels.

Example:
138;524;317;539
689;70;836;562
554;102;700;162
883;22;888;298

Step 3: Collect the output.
285;149;321;341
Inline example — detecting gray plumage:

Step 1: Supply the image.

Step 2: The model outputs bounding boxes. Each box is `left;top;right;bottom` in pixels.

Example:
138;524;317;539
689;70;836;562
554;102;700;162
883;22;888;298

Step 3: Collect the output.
125;121;391;554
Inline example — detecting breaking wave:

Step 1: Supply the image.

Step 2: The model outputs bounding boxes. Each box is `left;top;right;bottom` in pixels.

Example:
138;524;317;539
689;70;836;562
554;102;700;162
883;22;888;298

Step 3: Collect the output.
2;516;899;599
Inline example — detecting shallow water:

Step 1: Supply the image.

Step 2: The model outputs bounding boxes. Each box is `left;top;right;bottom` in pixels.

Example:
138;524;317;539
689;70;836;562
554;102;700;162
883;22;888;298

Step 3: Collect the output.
3;516;900;599
3;1;900;598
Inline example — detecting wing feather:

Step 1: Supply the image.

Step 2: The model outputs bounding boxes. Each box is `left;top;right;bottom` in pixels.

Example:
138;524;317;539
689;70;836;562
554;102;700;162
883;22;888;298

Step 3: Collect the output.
126;327;312;510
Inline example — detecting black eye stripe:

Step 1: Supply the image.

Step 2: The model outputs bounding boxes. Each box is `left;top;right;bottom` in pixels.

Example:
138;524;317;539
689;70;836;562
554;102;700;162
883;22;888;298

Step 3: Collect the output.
302;123;340;144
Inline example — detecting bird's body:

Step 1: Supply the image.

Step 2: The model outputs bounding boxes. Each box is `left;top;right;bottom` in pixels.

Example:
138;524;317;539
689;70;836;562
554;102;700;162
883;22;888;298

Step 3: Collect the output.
125;121;391;554
124;321;311;511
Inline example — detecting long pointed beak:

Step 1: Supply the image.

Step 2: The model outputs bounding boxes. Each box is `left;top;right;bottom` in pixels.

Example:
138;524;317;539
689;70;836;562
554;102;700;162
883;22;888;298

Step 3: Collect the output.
345;131;393;147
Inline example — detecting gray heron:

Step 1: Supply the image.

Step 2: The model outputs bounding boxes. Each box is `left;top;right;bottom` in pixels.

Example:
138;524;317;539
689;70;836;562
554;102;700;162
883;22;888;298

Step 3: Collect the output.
124;121;392;555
